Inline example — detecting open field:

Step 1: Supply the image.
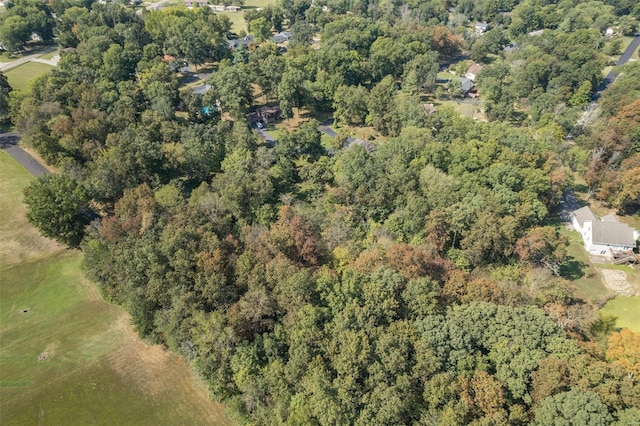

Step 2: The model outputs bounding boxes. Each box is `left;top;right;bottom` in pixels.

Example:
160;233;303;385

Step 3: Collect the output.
215;0;276;32
4;62;54;92
600;296;640;332
0;150;231;425
217;10;247;32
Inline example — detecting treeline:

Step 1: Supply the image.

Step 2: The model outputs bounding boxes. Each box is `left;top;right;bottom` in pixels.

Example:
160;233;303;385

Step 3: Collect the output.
573;62;640;214
11;0;640;424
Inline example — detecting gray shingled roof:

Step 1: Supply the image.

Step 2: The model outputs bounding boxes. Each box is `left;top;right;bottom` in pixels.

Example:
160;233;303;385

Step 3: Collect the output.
592;222;637;246
572;206;597;227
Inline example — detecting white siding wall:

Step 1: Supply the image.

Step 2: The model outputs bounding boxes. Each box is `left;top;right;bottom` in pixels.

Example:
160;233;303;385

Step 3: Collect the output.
573;216;636;257
581;221;593;251
588;243;611;256
571;216;581;232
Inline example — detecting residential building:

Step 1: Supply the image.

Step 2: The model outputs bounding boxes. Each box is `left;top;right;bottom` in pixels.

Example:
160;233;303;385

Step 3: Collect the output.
465;63;483;81
572;206;639;258
185;0;208;7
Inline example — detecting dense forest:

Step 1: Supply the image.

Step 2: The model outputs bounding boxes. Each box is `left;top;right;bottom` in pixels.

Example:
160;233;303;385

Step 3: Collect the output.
3;0;640;423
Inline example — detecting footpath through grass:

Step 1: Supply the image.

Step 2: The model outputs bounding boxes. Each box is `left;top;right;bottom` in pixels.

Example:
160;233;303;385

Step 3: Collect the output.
0;150;232;425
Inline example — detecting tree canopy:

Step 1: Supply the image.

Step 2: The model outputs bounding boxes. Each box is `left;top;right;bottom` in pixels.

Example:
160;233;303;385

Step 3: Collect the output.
13;0;640;424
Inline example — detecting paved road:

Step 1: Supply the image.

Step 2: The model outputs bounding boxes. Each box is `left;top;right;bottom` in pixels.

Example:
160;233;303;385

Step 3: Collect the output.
0;132;50;177
0;46;58;72
319;119;372;151
256;127;276;146
141;0;170;11
31;57;58;67
594;32;640;98
558;188;581;225
192;83;212;95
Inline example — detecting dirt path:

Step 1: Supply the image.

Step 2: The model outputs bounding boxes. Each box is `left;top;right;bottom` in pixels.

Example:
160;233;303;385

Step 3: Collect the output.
597;268;638;296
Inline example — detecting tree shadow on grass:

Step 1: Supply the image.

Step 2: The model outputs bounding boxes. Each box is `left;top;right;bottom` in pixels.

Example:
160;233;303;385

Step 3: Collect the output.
560;256;586;280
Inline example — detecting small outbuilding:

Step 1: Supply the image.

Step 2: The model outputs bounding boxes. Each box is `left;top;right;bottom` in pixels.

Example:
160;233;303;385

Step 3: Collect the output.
475;22;490;33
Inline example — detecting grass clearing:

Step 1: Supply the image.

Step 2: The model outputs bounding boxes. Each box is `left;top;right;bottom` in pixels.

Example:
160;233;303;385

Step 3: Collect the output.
217;10;247;32
214;0;276;32
600;296;640;332
0;150;232;425
0;53;19;63
438;98;485;120
558;226;613;304
4;62;54;92
39;50;58;60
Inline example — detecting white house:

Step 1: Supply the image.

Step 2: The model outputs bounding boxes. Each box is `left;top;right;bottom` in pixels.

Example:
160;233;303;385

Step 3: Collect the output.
572;206;639;257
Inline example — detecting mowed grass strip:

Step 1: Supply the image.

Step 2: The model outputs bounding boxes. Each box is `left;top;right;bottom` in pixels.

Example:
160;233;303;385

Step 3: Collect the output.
0;151;232;425
600;296;640;332
4;61;54;92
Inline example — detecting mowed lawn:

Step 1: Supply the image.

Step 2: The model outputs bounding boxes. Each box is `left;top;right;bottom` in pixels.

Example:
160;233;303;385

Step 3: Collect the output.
600;296;640;332
558;226;613;304
215;0;277;32
0;151;232;425
4;62;54;92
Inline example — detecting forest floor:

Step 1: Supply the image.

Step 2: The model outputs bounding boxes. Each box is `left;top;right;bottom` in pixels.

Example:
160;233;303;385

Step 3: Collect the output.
0;150;232;425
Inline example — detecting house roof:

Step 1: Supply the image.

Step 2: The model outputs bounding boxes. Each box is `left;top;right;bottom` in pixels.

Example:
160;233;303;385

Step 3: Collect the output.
457;77;473;93
572;206;597;227
467;63;483;76
475;22;489;30
601;213;619;223
592;222;637;247
573;207;638;247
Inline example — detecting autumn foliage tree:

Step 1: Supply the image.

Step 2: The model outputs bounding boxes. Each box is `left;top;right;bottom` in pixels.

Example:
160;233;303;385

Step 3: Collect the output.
515;226;568;276
24;174;90;246
606;329;640;376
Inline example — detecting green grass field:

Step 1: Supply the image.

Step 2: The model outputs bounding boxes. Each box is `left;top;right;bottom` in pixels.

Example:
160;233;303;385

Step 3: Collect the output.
4;62;54;92
558;226;613;304
0;53;18;63
600;296;640;332
0;150;232;425
39;50;58;60
214;0;276;32
217;10;247;32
